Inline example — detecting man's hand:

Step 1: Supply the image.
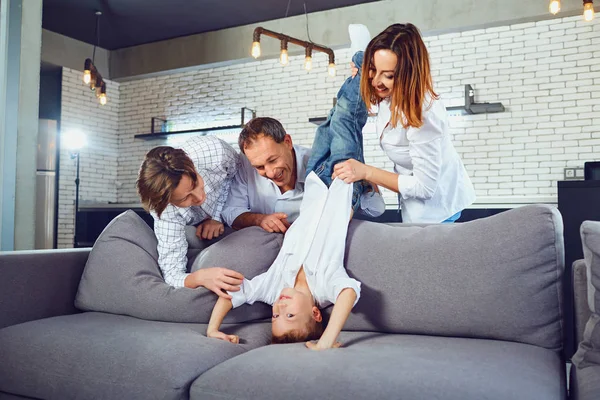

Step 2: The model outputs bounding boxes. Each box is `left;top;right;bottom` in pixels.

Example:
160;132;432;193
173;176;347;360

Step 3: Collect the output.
184;267;244;299
305;340;342;350
333;159;370;183
196;219;225;240
207;330;239;344
259;213;290;233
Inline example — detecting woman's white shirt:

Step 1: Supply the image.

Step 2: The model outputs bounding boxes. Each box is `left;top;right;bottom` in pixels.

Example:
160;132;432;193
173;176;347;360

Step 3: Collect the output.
377;97;476;223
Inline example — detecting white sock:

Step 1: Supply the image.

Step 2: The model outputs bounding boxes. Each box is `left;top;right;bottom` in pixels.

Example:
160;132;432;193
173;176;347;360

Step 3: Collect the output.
348;24;371;54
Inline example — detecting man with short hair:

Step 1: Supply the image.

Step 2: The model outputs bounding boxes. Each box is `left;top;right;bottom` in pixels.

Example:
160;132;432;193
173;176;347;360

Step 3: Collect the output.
221;117;384;233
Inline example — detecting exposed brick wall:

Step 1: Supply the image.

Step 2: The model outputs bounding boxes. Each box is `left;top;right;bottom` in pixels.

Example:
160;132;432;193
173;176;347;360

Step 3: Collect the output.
57;14;599;245
116;15;599;204
58;68;120;248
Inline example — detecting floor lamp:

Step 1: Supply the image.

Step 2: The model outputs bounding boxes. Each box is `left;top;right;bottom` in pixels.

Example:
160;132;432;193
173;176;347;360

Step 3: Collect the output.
62;130;86;247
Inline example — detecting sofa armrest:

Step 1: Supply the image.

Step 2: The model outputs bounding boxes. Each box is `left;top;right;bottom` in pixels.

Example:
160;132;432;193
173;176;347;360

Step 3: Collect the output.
573;259;591;347
0;248;90;329
570;365;600;400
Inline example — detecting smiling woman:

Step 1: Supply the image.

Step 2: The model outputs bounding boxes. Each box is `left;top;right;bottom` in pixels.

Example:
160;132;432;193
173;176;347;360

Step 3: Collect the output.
333;23;476;224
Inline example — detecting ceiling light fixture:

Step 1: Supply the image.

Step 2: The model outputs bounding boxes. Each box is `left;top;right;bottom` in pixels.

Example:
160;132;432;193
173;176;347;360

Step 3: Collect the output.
549;0;561;14
82;11;108;105
251;27;336;76
583;0;595;21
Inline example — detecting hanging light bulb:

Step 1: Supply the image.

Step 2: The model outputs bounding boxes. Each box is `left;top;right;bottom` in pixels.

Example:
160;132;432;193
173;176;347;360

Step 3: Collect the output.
83;70;91;85
549;0;561;14
89;70;97;90
98;83;107;105
304;56;313;71
304;46;313;71
83;58;92;85
279;40;289;65
583;0;595;21
251;41;261;58
328;63;336;77
279;49;289;65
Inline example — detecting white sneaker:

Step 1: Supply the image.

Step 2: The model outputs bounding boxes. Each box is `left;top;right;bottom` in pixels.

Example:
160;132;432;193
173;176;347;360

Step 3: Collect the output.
348;24;371;54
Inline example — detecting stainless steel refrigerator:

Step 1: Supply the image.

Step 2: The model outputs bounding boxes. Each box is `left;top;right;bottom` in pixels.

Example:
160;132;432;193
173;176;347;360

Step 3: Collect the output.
35;119;58;249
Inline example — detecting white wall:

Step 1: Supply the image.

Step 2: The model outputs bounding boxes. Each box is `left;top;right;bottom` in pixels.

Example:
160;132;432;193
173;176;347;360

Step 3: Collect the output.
57;14;600;246
58;68;120;248
116;15;600;202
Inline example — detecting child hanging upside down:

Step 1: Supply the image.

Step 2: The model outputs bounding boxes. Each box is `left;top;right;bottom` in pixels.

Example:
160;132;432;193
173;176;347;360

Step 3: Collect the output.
206;26;377;350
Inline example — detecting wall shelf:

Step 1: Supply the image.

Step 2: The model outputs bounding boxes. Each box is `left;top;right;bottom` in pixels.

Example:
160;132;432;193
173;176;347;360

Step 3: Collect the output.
134;107;255;141
308;117;327;125
309;84;505;124
134;125;242;140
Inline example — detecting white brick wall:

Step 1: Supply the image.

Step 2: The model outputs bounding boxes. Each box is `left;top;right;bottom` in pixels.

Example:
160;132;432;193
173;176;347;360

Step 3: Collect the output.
115;14;599;205
58;68;120;248
57;14;599;246
429;16;600;199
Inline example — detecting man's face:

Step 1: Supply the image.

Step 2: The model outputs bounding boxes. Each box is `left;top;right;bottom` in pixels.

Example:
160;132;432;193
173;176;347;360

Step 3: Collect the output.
170;172;206;208
244;134;296;193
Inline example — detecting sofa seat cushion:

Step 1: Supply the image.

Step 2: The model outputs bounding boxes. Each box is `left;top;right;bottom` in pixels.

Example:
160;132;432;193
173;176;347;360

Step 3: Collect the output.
191;332;566;400
0;312;270;400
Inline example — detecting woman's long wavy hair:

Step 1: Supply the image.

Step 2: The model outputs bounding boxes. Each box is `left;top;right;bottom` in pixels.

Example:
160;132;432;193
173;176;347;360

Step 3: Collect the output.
360;23;438;129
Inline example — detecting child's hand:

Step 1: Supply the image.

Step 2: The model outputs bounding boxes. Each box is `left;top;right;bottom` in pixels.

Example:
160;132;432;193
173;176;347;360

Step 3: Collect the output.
305;340;342;350
207;330;239;344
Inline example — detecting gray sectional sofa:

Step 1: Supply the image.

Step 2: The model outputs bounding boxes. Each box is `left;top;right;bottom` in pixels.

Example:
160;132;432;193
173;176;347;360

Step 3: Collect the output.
0;205;599;400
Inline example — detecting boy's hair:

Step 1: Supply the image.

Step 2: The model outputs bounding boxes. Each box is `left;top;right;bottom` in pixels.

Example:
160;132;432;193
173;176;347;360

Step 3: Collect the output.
238;117;287;154
136;146;197;217
271;319;324;344
360;23;439;130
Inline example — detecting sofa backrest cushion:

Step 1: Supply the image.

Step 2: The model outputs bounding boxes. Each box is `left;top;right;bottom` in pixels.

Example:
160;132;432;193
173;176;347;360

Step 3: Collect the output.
573;220;600;368
341;205;565;352
75;210;280;323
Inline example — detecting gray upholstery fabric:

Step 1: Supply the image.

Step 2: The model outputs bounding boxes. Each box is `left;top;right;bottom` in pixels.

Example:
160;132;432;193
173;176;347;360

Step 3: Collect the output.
574;259;592;346
571;364;600;400
0;249;90;329
573;221;600;368
0;312;271;400
340;205;565;351
75;210;282;323
191;331;565;400
0;393;36;400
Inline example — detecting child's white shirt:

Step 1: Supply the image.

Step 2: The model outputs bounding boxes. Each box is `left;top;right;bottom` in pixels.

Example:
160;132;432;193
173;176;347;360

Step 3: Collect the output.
229;172;361;309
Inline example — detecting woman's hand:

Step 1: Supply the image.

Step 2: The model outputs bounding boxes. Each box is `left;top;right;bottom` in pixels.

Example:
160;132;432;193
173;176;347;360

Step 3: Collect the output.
333;159;369;183
207;330;239;344
184;267;244;298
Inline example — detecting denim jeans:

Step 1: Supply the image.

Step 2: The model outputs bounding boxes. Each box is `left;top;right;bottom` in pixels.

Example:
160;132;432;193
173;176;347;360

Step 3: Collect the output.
306;51;368;211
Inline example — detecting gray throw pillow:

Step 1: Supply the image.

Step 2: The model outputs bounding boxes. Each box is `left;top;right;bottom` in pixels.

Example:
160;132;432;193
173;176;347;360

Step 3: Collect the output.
75;210;281;323
573;220;600;368
340;205;565;352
